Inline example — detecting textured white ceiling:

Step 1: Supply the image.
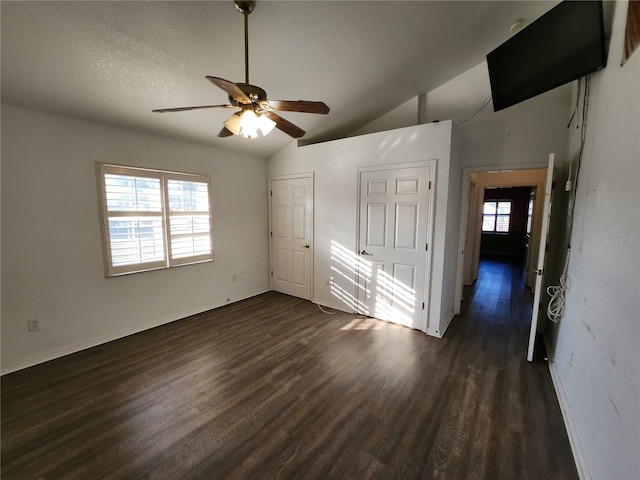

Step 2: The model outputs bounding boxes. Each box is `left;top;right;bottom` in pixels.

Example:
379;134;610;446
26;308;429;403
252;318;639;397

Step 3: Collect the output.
1;1;557;158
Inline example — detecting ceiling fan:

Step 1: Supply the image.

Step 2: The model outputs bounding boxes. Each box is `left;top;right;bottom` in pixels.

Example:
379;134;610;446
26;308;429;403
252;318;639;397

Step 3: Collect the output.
153;0;330;139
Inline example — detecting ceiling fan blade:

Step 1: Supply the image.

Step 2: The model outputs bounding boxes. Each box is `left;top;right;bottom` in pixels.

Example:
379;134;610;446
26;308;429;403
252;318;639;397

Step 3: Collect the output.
268;100;330;115
206;76;252;104
153;104;233;113
218;127;234;137
264;112;306;138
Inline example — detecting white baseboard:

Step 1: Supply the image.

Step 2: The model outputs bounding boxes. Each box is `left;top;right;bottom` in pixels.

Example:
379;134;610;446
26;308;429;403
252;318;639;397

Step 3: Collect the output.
1;290;268;376
548;359;591;480
427;312;455;338
426;328;442;338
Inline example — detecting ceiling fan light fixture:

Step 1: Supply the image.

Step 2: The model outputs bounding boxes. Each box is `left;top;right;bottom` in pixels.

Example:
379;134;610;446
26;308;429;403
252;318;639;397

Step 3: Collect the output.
224;109;275;139
152;1;328;140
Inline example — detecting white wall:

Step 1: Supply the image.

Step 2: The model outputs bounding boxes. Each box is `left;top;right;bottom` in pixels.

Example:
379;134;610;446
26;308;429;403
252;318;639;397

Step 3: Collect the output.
1;105;270;374
547;1;640;478
425;60;574;170
351;97;420;137
349;60;573;172
268;122;458;335
441;127;462;324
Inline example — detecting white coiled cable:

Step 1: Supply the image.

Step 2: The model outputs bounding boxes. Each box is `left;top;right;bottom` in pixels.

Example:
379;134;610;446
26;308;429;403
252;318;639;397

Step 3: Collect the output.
547;249;571;323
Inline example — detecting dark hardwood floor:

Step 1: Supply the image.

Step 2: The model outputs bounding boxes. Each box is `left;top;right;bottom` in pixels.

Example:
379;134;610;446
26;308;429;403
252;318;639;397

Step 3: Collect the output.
1;256;578;479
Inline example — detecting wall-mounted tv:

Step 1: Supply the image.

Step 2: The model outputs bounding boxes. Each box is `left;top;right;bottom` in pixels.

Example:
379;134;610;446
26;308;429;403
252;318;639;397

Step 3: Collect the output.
487;0;607;112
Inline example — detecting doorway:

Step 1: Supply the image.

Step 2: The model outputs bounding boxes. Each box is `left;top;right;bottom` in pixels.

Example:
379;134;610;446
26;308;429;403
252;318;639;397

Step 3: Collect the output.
472;185;536;338
479;185;536;288
455;167;549;308
454;159;554;360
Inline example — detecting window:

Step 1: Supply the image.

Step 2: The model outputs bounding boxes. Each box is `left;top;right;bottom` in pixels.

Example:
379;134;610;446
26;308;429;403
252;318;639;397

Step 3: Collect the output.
482;200;511;233
97;163;213;276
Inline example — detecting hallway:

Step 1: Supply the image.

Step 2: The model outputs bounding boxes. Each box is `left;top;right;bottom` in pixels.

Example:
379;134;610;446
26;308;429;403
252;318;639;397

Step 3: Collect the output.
460;254;541;358
456;253;556;369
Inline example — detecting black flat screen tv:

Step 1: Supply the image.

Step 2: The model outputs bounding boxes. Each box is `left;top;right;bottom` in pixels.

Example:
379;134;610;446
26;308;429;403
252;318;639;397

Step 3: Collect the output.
487;0;607;112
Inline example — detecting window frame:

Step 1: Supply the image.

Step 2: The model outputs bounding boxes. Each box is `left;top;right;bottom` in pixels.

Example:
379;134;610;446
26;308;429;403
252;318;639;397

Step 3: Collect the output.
526;196;534;234
482;199;512;234
96;163;214;277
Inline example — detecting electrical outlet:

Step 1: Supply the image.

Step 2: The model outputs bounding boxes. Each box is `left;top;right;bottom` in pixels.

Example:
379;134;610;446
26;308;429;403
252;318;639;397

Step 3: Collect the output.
324;277;330;286
27;318;40;332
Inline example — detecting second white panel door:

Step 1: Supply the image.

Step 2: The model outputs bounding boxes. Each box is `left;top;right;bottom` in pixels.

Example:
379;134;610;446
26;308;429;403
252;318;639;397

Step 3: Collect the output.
358;165;433;330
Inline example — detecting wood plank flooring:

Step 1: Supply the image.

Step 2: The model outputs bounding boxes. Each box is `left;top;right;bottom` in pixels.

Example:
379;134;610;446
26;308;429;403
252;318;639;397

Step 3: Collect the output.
1;255;578;479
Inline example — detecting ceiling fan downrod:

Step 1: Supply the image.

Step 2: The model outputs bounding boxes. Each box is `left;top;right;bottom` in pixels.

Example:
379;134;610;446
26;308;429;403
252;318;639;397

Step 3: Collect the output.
234;1;255;84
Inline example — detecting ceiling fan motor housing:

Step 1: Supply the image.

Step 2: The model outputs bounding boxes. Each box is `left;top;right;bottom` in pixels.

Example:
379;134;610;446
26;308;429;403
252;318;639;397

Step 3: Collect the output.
233;83;270;110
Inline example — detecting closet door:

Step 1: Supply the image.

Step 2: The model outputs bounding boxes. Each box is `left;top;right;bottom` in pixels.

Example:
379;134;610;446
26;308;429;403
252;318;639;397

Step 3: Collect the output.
270;175;313;300
357;164;434;330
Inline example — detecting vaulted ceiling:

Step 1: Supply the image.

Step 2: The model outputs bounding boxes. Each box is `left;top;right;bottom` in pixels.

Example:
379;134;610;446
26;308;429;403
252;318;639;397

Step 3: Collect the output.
1;1;557;158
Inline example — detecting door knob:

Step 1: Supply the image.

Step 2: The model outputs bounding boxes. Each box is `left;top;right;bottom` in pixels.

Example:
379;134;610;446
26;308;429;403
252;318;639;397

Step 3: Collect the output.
302;244;310;248
360;250;373;256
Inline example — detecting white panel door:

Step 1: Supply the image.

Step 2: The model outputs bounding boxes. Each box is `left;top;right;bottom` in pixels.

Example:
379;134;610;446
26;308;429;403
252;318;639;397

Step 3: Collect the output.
270;176;313;300
527;154;554;361
357;166;433;329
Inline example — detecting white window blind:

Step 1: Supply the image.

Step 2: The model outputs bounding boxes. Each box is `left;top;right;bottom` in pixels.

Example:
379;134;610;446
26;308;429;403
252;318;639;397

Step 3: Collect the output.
97;164;213;276
166;176;212;265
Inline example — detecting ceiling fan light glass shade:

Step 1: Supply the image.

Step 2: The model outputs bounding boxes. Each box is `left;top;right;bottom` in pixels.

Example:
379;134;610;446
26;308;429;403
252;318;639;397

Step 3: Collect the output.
223;110;275;139
258;114;276;135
